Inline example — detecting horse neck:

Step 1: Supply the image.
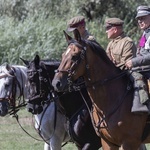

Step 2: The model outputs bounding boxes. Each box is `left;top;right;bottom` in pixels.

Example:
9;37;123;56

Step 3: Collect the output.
58;91;85;118
45;62;59;81
84;47;127;112
34;103;55;126
14;66;28;99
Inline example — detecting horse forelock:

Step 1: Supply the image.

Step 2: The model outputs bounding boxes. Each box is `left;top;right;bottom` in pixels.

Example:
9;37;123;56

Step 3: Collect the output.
40;60;60;67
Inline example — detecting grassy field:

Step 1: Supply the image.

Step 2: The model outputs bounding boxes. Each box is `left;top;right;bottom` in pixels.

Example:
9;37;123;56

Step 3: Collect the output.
0;109;149;150
0;108;77;150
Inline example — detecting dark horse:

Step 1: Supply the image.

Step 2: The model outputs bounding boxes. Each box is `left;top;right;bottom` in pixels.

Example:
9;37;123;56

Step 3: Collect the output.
22;55;101;150
52;29;149;150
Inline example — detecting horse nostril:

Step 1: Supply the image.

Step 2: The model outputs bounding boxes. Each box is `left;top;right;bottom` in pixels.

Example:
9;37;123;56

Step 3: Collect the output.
56;81;61;88
28;108;33;113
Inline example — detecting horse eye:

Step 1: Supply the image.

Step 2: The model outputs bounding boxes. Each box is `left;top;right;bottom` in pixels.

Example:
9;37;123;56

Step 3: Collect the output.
72;55;79;61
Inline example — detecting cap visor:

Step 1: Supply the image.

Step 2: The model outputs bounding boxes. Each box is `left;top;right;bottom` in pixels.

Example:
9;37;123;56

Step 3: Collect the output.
136;13;149;18
67;27;76;32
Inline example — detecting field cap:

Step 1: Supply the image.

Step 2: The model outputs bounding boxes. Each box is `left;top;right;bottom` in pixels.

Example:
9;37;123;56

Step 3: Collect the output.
67;16;85;32
136;5;150;18
105;17;124;30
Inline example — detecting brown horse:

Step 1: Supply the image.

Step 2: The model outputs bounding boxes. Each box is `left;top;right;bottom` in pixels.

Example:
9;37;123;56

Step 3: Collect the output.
52;29;150;150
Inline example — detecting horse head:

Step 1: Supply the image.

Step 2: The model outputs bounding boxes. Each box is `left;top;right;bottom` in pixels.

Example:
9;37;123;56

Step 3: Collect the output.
52;29;88;92
22;55;54;114
0;63;27;116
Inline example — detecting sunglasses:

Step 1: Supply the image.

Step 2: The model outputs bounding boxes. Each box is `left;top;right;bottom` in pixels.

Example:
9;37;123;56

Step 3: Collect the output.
137;16;148;21
105;25;113;31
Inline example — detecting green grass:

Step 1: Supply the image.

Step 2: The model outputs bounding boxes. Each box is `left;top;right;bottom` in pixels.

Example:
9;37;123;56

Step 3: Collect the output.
0;109;149;150
0;109;76;150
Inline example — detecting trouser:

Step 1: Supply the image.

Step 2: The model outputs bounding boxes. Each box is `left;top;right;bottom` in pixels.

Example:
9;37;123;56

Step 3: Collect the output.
129;71;149;104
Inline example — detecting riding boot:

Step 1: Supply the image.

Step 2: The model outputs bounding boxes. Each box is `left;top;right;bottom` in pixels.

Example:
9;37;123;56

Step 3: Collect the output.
129;71;150;114
137;79;149;104
131;72;149;103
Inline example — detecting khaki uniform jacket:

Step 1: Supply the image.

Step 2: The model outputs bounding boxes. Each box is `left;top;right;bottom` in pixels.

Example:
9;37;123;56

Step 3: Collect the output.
106;33;136;70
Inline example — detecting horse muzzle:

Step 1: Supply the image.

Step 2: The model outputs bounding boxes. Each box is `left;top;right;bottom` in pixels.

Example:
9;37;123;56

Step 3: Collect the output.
0;101;9;116
27;103;43;114
52;78;68;92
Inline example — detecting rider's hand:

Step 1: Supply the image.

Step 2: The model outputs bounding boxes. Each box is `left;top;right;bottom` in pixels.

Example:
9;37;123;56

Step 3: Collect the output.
125;60;133;69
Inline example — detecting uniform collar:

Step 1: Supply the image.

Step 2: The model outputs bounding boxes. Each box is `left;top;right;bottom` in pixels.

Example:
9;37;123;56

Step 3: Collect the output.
112;32;125;42
144;27;150;33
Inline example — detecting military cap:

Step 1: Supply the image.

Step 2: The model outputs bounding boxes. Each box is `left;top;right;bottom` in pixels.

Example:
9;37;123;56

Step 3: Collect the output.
67;16;85;32
105;18;124;26
105;17;124;31
136;5;150;18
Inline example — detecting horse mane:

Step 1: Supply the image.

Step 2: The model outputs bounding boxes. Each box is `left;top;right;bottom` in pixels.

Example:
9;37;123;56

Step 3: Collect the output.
85;40;117;67
39;60;60;81
40;59;60;66
0;64;26;74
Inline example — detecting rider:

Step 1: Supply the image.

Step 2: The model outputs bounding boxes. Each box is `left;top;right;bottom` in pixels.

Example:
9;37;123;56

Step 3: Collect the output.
105;17;136;70
105;17;150;114
126;5;150;113
67;15;96;41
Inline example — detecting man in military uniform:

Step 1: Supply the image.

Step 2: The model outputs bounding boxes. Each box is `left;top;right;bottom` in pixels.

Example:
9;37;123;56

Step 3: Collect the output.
105;17;149;114
105;17;136;70
67;15;96;41
126;6;150;113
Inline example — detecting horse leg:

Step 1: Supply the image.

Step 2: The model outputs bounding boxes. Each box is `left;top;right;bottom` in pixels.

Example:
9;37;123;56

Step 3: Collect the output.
101;139;119;150
44;142;50;150
49;138;62;150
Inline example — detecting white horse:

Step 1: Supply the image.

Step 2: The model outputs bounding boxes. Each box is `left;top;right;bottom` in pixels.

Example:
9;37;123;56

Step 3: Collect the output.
0;64;70;150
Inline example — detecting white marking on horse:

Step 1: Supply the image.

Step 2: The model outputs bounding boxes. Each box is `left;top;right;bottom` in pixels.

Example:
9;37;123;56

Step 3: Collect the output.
65;48;71;55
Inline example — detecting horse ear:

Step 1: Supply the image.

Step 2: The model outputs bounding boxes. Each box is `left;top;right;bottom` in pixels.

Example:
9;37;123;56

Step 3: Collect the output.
6;63;11;71
63;30;72;43
34;55;40;65
20;57;29;66
73;29;82;42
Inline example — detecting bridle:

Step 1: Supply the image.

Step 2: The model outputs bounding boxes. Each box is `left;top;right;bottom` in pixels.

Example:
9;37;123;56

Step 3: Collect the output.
27;64;56;114
55;42;87;91
55;41;129;90
0;66;26;115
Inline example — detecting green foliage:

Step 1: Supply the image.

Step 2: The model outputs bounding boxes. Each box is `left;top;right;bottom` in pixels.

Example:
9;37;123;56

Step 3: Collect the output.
0;15;68;64
0;0;148;64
